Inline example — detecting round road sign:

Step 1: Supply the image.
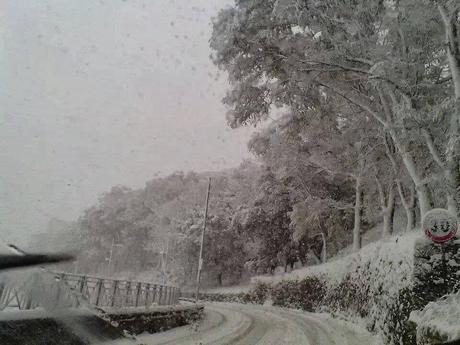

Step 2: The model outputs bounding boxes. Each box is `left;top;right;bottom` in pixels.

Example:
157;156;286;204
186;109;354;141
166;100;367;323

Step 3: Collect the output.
422;208;458;243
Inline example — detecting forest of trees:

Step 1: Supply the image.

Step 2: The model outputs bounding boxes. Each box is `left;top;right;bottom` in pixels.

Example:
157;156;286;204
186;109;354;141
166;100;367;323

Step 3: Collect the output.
75;0;460;288
75;161;351;287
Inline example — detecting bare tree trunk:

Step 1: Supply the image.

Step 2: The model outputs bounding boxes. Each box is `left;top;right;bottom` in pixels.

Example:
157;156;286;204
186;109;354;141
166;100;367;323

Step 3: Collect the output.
378;88;433;218
438;5;460;99
384;135;417;232
396;181;416;232
422;128;459;216
446;170;459;215
396;133;432;216
376;178;395;237
391;133;432;217
439;4;460;216
353;160;364;252
385;188;395;236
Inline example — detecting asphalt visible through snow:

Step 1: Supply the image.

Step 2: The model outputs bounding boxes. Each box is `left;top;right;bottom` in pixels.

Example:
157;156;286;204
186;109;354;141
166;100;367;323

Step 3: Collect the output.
119;302;377;345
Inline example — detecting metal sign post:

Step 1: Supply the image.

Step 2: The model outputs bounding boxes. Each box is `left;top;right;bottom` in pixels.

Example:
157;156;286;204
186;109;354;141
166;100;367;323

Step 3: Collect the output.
422;208;458;292
195;177;211;303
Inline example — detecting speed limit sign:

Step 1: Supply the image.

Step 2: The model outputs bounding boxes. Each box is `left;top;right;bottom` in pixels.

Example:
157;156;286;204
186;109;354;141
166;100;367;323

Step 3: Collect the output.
422;209;458;243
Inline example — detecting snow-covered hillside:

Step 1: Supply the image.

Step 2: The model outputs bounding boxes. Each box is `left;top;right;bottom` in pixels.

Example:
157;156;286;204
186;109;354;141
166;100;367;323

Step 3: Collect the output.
252;230;420;287
201;230;446;344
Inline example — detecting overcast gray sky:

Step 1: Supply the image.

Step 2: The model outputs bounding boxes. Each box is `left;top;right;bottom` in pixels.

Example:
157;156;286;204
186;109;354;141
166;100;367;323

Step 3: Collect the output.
0;0;253;244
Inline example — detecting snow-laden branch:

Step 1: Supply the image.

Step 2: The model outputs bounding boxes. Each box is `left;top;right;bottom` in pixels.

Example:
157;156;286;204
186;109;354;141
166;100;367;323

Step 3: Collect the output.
422;129;446;170
317;81;388;127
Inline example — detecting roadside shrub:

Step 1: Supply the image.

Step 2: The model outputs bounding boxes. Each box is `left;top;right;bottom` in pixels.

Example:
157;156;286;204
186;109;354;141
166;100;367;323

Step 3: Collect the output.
198;293;241;303
244;282;271;304
322;273;370;318
271;276;325;311
383;287;423;345
197;283;271;305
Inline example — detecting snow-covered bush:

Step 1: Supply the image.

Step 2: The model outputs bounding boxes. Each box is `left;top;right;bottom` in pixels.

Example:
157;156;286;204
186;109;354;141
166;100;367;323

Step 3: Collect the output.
271;277;325;311
410;290;460;344
321;272;370;318
247;282;271;304
198;282;271;304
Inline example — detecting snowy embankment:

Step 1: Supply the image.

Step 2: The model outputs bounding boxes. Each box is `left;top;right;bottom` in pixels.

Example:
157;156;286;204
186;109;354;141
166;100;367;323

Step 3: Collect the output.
410;291;460;342
253;229;419;287
202;231;424;345
257;232;420;339
201;229;460;344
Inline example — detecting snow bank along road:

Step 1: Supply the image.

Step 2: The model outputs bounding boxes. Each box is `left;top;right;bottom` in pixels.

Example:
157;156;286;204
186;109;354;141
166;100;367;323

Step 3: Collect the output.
118;302;378;345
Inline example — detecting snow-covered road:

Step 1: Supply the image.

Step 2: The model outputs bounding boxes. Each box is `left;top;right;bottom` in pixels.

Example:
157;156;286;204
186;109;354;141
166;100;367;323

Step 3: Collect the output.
115;302;378;345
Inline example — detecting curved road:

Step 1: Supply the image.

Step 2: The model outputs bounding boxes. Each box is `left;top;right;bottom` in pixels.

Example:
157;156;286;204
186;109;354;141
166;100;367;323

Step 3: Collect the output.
123;303;377;345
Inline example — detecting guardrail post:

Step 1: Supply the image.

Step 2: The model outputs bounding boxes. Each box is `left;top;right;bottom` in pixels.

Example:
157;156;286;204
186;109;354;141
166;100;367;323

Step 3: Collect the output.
165;286;169;305
145;283;150;307
125;281;131;307
151;284;157;305
157;285;161;305
159;285;164;305
0;287;12;310
95;279;104;306
175;288;179;304
54;273;65;308
24;296;33;310
79;276;86;294
164;286;168;305
167;286;171;305
111;280;118;307
0;284;6;310
135;282;141;307
170;287;174;304
166;286;169;305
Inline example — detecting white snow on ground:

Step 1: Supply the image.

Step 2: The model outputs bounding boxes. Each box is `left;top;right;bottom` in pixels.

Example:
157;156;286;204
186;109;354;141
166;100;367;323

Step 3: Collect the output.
106;302;381;345
204;230;423;344
252;231;423;343
410;290;460;342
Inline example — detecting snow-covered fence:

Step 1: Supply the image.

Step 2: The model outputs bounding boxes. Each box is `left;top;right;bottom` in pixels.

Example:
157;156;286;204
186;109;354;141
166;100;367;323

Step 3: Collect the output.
49;271;181;308
0;271;181;311
0;273;41;310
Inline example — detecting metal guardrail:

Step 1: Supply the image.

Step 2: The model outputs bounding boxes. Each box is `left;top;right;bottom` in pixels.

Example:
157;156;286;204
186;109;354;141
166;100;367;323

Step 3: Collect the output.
55;272;180;308
0;271;180;311
0;273;41;311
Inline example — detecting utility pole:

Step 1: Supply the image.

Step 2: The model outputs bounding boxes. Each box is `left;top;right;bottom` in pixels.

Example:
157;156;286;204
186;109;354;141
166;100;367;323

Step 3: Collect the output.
107;237;115;276
195;177;211;302
161;235;170;285
106;236;122;276
320;232;327;263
